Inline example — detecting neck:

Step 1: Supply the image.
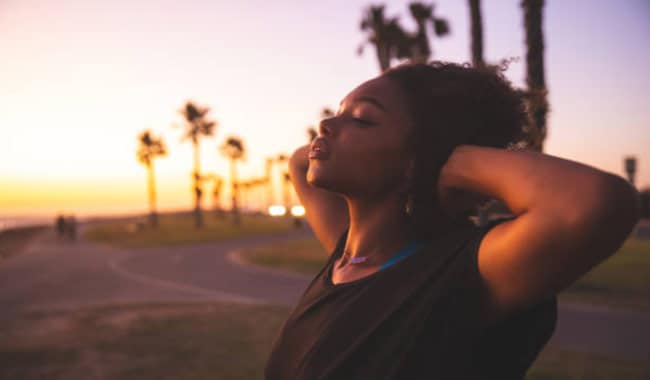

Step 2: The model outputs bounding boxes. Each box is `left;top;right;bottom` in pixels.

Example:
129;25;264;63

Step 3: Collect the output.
342;193;416;265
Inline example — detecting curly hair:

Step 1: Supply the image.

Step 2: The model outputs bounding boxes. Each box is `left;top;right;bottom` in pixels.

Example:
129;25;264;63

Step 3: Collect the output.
382;60;529;239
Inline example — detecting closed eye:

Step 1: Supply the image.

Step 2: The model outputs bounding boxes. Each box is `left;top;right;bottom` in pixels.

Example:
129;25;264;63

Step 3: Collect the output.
353;117;375;126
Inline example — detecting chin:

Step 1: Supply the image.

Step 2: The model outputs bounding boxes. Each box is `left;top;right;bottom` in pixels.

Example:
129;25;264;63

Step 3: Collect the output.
307;163;341;193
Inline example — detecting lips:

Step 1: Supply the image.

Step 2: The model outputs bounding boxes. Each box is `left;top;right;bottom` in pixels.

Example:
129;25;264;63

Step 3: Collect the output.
309;137;331;159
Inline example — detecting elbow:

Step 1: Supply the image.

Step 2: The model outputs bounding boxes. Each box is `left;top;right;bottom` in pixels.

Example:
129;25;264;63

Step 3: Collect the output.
599;173;640;231
570;173;640;245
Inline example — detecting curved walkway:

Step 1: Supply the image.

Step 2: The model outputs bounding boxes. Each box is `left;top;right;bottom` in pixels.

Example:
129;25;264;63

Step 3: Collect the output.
0;225;648;361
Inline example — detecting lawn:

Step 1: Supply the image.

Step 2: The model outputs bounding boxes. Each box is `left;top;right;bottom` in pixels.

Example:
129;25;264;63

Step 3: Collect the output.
0;301;647;380
240;235;650;313
526;346;649;379
84;213;299;248
560;237;650;312
0;301;291;380
240;237;328;275
0;226;47;262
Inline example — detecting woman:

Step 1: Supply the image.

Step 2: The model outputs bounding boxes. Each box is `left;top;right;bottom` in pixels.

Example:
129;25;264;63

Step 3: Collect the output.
264;62;639;379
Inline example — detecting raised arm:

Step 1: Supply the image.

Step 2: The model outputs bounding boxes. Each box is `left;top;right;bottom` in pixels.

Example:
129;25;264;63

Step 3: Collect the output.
289;144;349;254
438;145;640;319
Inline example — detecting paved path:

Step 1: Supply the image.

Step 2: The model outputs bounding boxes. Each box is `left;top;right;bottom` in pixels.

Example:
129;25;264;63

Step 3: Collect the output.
1;225;648;361
0;227;314;322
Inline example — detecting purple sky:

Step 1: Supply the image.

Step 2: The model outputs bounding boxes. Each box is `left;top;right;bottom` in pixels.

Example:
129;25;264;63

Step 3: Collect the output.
1;0;648;217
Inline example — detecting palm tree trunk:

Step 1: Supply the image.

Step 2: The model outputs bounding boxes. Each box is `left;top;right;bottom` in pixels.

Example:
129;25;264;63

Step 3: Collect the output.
412;19;430;64
377;43;390;72
147;162;158;228
192;141;203;228
468;0;484;68
230;159;241;225
522;0;548;152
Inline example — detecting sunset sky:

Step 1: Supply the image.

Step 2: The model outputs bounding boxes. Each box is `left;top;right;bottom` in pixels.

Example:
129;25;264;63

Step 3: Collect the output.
1;0;648;220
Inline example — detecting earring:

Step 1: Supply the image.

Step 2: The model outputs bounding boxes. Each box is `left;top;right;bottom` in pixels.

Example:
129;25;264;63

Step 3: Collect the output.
405;193;414;216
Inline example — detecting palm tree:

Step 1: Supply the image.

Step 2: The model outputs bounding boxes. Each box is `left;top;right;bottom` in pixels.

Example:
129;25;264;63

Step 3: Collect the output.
358;5;399;72
177;101;217;228
521;0;548;152
407;2;450;63
136;130;167;228
359;2;449;72
210;175;225;218
468;0;484;68
220;136;246;225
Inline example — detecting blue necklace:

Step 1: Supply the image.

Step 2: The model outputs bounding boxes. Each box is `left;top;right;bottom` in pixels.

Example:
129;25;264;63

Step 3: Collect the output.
340;240;422;266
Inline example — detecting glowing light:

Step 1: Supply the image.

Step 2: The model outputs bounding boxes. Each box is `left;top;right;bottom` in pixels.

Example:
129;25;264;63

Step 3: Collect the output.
268;205;286;217
290;205;305;217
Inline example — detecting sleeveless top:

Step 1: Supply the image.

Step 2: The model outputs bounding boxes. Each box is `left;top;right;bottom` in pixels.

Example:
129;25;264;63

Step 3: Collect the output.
379;235;425;271
264;217;557;380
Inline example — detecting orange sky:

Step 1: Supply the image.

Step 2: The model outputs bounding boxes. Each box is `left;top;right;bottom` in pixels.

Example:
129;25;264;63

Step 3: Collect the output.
1;0;648;219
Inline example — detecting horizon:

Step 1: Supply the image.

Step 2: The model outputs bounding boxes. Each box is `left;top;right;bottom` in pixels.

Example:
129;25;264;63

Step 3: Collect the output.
1;0;649;219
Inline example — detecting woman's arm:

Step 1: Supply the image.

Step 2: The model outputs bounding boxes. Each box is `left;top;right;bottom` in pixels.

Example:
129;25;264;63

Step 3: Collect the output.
289;144;349;254
438;145;640;318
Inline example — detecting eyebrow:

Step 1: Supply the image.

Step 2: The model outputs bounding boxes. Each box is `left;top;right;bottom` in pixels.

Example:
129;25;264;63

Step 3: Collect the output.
339;96;387;112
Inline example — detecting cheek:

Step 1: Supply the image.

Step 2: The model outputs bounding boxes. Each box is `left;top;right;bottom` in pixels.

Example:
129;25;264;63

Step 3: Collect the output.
342;143;409;190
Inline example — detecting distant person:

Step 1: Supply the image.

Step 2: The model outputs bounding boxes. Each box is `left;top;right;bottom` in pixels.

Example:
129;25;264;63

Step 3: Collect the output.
55;214;66;240
265;61;640;379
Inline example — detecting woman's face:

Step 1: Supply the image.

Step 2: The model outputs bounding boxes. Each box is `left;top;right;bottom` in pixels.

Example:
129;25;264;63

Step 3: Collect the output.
307;75;415;199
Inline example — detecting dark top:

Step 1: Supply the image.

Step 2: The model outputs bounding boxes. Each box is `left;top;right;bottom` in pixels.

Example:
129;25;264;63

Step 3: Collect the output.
264;217;557;380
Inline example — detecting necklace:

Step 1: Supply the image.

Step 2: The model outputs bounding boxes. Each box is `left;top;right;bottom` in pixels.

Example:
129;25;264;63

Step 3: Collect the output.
340;248;384;265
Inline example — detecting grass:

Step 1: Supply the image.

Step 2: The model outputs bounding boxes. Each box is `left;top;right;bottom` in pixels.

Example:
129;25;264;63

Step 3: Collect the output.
560;237;650;312
0;301;292;380
0;226;46;262
84;213;298;248
240;235;650;313
239;237;328;275
0;301;646;380
527;346;650;379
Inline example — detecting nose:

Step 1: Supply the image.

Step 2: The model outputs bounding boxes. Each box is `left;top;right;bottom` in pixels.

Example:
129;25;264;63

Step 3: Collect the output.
318;116;335;137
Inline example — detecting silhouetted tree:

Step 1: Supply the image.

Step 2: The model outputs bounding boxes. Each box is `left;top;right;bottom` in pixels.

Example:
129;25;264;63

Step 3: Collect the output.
406;2;449;63
210;175;225;218
136;130;167;228
358;2;449;72
358;5;398;72
522;0;548;152
177;101;217;228
468;0;484;68
220;136;246;225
